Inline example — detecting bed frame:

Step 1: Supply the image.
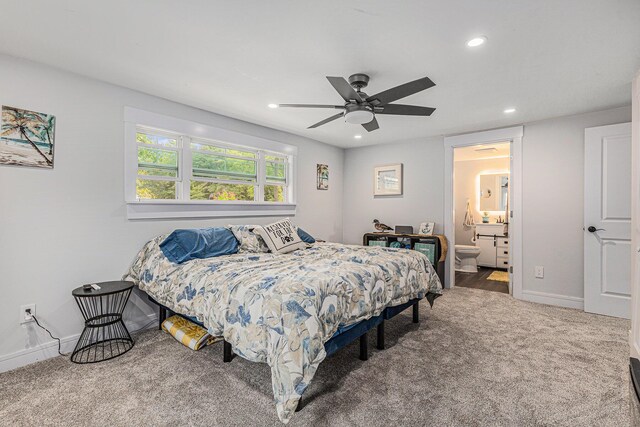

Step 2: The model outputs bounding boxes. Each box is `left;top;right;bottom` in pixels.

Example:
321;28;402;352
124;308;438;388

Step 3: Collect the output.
149;294;421;360
147;294;423;411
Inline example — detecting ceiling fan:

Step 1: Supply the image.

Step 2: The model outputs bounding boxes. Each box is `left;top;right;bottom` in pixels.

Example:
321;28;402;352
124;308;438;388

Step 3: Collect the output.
277;74;436;132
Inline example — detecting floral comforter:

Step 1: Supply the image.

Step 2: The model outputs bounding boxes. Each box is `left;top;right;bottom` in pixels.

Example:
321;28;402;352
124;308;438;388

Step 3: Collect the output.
125;238;442;423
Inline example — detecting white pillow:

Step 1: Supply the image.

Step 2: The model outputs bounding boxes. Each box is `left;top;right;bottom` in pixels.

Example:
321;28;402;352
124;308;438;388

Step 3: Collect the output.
254;219;307;254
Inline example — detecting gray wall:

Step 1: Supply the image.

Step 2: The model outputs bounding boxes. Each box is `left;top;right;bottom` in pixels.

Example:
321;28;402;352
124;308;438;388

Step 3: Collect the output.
0;55;344;368
343;106;632;303
522;106;631;299
342;137;444;245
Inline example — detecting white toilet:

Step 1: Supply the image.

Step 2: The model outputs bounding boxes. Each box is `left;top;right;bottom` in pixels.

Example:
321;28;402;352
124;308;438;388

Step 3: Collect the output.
455;245;482;273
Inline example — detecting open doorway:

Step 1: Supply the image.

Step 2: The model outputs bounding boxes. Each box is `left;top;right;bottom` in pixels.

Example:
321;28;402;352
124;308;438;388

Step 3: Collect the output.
453;142;511;294
443;126;523;298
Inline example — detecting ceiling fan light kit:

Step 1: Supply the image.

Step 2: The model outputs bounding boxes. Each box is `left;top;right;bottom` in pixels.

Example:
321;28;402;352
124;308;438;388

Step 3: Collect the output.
344;105;374;125
277;73;436;132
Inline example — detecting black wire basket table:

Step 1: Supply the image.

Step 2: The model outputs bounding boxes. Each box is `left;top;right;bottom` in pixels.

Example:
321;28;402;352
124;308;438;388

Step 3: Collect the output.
71;281;135;364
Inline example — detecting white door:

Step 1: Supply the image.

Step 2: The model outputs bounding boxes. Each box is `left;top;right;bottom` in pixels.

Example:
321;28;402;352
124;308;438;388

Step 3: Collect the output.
584;122;632;318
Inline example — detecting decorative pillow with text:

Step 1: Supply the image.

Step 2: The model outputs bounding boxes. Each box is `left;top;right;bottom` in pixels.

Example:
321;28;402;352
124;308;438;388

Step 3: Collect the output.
254;219;307;254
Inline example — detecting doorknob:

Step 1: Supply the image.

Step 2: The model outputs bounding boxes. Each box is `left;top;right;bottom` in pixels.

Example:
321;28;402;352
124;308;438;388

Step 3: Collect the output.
587;226;605;233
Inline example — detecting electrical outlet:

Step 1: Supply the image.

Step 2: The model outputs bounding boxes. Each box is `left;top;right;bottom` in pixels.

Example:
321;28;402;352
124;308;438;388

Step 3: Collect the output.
20;304;36;324
535;266;544;279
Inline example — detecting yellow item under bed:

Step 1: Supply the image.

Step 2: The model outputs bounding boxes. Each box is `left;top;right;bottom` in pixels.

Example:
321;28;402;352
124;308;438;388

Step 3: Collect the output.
161;315;220;350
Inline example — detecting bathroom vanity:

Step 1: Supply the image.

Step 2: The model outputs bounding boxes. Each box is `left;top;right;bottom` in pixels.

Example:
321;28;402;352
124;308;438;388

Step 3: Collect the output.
475;223;509;269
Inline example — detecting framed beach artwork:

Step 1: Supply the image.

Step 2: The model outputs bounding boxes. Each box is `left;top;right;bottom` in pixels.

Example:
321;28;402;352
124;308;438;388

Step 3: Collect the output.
373;163;402;195
0;105;55;168
317;163;328;190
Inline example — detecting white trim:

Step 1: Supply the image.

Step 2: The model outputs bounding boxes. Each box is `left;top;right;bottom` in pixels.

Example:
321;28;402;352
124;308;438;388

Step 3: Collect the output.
631;69;640;356
124;107;298;219
124;107;298;156
520;290;584;310
443;126;523;301
127;202;296;220
630;330;640;359
0;314;158;374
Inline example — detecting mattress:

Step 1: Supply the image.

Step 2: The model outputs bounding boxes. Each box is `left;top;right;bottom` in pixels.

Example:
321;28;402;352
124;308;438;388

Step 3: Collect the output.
125;237;442;423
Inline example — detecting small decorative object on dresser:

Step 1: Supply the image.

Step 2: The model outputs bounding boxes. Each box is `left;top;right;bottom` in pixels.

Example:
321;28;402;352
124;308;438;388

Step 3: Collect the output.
394;225;413;234
316;163;328;190
419;222;435;235
373;163;402;195
372;219;393;232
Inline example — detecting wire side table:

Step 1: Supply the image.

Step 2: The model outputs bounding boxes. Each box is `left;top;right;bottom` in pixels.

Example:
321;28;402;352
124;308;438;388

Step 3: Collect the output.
71;281;135;363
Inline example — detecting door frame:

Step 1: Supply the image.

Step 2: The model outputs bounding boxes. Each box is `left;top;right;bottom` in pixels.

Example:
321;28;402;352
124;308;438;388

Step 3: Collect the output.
631;70;640;358
443;126;524;300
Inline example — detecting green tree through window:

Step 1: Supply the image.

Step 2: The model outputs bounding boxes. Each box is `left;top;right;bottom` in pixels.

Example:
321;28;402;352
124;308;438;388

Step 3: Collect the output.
135;129;290;203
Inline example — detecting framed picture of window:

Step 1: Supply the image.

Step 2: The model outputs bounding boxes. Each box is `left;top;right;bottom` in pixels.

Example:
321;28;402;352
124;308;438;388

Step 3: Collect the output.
373;163;403;196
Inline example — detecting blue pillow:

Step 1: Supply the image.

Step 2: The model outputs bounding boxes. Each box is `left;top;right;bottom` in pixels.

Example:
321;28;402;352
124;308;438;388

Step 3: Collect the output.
160;227;238;264
297;227;316;244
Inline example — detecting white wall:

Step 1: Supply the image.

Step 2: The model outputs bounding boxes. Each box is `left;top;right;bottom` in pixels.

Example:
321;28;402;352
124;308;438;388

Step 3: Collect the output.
0;55;344;371
454;157;510;246
343;106;632;306
342;137;444;245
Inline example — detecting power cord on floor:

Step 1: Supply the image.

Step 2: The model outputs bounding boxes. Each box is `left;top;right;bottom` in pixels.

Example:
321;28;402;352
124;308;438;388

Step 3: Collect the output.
30;312;67;357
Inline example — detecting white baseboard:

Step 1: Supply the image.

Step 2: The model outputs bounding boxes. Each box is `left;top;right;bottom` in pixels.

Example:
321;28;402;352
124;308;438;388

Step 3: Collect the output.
520;290;584;310
630;330;640;359
0;313;157;374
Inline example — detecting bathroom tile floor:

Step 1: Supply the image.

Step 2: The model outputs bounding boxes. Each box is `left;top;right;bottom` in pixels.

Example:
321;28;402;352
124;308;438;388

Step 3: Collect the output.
455;267;509;294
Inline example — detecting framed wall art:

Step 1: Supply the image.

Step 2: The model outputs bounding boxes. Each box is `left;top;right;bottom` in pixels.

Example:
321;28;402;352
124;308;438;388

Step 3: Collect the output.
373;163;402;195
317;163;328;190
0;105;55;168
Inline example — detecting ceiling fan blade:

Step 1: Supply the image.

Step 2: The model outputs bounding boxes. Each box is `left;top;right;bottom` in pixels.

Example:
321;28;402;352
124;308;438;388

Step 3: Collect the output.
361;117;379;132
308;112;344;129
366;77;435;106
278;104;345;109
326;76;362;102
377;104;436;116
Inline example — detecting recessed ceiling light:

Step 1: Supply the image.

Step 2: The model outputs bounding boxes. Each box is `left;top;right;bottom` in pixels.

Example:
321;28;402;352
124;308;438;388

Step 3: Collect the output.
354;134;362;139
503;108;516;114
268;103;278;109
467;36;487;47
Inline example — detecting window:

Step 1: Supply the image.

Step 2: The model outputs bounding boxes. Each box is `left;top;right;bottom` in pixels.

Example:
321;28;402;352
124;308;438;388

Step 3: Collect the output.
134;127;292;203
135;130;181;200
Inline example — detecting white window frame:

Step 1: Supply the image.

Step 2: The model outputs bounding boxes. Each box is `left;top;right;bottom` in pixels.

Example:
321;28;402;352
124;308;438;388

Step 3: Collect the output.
124;107;297;220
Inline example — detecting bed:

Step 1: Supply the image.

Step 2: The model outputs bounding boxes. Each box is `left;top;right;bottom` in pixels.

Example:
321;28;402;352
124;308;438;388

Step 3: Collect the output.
125;235;442;424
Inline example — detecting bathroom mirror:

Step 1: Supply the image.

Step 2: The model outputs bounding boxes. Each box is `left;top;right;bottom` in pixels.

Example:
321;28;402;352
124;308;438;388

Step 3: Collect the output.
479;173;509;211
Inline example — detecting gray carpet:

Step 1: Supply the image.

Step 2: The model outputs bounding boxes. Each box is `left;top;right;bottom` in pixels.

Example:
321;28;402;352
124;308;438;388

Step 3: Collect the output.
0;287;630;426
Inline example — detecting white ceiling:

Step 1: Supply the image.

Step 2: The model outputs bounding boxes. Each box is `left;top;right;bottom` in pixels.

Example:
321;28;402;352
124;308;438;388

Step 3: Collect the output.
454;142;510;162
1;1;639;148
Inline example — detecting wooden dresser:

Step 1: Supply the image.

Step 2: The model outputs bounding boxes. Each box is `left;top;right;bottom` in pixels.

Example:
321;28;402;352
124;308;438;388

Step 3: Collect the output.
362;232;447;284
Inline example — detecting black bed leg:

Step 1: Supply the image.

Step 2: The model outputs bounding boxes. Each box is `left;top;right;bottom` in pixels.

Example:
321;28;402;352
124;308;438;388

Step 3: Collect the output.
223;340;233;363
295;395;303;412
412;302;419;324
376;322;385;350
158;306;167;330
359;332;368;361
